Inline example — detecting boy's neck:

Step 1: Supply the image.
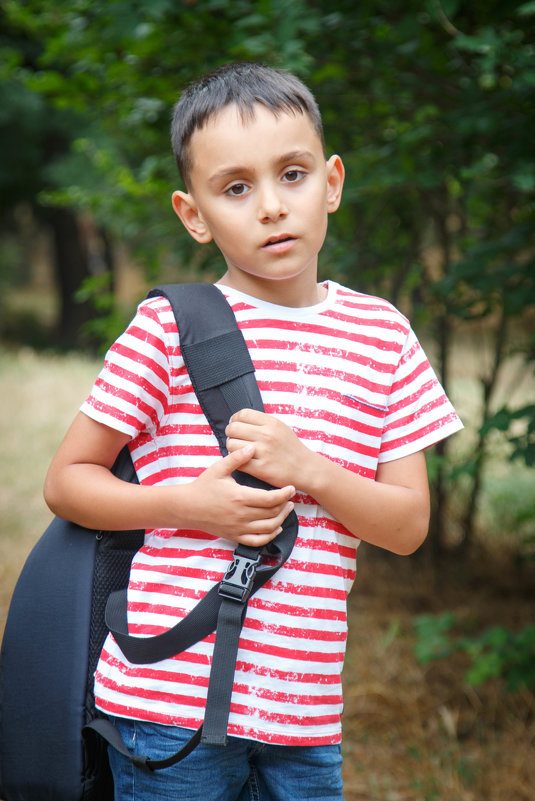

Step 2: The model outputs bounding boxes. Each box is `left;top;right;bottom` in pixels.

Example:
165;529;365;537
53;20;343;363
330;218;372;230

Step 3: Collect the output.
217;271;327;308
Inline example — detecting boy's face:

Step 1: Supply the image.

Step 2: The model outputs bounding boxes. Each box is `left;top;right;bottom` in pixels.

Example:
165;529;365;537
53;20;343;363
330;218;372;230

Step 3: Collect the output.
172;103;344;306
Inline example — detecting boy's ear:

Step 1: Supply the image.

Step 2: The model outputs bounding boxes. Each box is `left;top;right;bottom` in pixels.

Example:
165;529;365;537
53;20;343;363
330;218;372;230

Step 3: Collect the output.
171;190;213;244
325;155;345;214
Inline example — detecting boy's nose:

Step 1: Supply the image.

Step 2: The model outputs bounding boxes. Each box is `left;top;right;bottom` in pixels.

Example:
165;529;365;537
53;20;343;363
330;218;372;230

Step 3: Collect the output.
257;183;288;223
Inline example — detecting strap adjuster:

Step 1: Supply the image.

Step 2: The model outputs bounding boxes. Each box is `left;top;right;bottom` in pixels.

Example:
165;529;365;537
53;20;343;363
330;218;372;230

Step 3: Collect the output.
219;550;262;603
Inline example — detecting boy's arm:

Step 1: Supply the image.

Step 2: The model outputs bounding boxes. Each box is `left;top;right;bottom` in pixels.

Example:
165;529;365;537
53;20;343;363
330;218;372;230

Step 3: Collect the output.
44;411;295;547
225;409;430;555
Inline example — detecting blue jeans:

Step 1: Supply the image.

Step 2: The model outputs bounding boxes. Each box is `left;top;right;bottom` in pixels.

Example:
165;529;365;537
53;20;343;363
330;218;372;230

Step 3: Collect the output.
107;717;344;801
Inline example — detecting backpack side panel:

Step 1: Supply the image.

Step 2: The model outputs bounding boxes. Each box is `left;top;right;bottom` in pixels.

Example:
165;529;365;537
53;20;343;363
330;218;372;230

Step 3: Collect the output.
0;517;98;801
0;443;142;801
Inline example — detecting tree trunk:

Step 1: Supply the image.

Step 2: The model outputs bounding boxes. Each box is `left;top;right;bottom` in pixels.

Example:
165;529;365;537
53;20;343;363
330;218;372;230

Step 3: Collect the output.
47;206;93;347
459;309;508;551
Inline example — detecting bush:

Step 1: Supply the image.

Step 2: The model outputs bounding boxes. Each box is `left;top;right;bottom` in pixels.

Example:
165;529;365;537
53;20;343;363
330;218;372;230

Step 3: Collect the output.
414;612;535;691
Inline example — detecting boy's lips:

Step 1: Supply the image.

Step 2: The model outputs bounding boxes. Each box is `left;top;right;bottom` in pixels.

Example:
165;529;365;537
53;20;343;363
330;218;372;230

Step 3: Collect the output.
261;234;297;254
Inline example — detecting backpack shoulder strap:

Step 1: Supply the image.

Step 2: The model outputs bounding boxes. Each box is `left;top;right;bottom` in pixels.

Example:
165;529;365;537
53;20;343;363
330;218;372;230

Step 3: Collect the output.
106;283;297;661
95;283;298;759
149;283;264;453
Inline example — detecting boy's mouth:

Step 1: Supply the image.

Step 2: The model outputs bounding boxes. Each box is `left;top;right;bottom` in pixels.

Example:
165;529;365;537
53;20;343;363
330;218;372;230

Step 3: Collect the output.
262;234;297;253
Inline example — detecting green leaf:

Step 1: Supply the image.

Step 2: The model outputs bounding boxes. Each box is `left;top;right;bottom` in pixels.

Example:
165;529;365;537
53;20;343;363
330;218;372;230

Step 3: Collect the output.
413;613;456;663
516;1;535;16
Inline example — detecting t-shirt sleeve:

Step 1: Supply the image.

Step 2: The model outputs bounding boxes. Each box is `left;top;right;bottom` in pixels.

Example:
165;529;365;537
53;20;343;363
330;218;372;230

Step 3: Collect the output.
80;299;172;439
378;328;463;463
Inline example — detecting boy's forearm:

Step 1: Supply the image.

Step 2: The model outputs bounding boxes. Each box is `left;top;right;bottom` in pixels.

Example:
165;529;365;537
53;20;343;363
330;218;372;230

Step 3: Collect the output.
44;463;183;532
44;447;296;545
300;450;430;555
224;409;429;554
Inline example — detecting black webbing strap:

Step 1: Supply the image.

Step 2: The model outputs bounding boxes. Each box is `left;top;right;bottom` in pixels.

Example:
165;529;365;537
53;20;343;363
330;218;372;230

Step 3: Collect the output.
201;543;262;746
103;513;295;665
87;283;299;767
84;717;204;772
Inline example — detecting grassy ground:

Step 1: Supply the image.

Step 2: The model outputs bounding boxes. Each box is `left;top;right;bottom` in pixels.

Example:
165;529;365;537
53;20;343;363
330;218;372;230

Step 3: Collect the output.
341;548;534;800
1;346;534;800
0;347;101;624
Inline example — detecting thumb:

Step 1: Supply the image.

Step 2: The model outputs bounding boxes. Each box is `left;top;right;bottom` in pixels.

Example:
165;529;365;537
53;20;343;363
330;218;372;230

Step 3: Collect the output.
215;444;255;477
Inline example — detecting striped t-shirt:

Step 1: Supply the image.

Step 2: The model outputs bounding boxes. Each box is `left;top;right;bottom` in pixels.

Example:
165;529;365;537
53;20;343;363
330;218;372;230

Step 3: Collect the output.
83;280;462;746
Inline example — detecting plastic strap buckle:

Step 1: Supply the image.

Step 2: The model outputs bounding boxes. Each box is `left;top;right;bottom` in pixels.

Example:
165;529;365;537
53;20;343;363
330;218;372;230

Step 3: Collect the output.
218;550;262;603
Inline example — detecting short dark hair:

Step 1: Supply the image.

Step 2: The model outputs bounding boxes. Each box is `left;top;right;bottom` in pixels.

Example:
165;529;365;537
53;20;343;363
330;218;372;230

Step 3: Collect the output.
171;62;325;188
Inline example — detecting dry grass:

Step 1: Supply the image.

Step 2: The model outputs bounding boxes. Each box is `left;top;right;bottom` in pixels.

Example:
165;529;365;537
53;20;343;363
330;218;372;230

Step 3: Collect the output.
341;548;535;800
1;345;534;800
0;346;101;631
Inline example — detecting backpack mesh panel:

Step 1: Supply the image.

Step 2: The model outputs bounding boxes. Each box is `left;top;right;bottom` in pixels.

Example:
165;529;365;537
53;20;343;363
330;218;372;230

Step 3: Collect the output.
86;530;144;710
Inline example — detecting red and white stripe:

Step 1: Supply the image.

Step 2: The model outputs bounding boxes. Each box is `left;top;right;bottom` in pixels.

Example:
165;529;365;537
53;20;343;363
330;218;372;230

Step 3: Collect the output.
83;281;462;745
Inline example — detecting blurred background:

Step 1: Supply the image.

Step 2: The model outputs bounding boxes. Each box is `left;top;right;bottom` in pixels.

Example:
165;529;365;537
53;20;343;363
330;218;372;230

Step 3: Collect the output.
1;1;534;798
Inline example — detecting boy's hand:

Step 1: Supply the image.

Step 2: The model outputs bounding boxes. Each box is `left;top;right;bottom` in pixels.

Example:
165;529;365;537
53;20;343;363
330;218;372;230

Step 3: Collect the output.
188;444;295;547
225;409;311;490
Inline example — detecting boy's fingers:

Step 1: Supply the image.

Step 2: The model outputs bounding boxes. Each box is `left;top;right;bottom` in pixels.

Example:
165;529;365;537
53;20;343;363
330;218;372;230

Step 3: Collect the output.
227;496;295;546
236;509;291;545
226;411;272;443
247;488;295;510
237;499;296;544
228;408;265;425
213;445;255;476
236;531;281;547
245;499;294;521
210;450;295;503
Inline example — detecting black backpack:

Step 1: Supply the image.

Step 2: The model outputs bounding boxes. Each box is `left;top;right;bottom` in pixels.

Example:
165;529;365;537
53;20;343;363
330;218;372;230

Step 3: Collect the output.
0;283;298;801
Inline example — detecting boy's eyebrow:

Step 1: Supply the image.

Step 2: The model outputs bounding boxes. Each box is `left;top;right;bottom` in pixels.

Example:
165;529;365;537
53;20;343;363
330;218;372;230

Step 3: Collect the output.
277;149;317;164
207;150;317;185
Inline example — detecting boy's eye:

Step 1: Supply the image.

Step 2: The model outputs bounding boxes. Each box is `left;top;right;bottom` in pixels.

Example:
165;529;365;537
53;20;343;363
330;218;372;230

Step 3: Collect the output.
226;183;248;197
282;169;304;183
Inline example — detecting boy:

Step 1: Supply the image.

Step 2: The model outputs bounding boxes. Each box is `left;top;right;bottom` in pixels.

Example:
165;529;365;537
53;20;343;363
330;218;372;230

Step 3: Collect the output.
45;62;462;800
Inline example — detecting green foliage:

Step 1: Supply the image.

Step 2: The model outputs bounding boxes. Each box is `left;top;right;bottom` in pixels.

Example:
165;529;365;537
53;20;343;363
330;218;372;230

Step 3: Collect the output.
1;0;324;272
74;272;131;352
414;613;535;691
480;465;535;561
413;611;457;663
482;403;535;467
3;1;534;297
1;0;534;549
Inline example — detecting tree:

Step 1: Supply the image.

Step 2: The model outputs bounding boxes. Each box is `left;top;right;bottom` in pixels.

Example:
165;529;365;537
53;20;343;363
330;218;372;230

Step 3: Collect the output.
2;0;534;554
0;6;116;345
303;0;535;552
